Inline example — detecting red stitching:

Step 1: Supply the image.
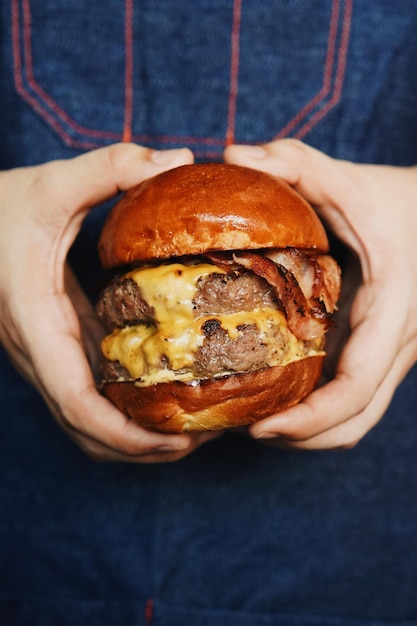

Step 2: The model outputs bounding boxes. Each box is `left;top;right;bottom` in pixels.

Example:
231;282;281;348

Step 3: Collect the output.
294;0;352;139
14;0;228;148
12;0;23;96
22;0;118;140
275;0;341;139
123;0;134;142
11;0;237;151
145;598;154;626
20;0;120;141
226;0;242;146
12;1;352;152
12;0;92;147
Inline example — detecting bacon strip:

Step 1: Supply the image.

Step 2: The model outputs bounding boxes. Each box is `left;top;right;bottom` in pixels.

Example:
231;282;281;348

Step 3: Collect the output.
204;251;238;269
232;252;328;339
266;249;317;300
314;254;341;313
204;249;341;340
265;249;340;313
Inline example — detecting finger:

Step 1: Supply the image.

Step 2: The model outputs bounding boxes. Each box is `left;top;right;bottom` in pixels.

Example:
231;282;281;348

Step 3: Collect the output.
58;271;223;458
227;140;412;445
58;417;221;464
58;268;197;457
35;335;193;454
2;292;222;462
32;143;195;219
249;280;405;444
225;140;412;277
261;335;417;450
12;333;220;461
249;282;402;442
224;139;347;202
224;140;369;261
64;265;106;376
2;145;195;286
24;145;194;272
31;303;222;458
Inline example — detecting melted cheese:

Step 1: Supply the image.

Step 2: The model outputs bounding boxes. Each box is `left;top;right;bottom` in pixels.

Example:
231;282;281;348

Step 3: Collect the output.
101;262;324;385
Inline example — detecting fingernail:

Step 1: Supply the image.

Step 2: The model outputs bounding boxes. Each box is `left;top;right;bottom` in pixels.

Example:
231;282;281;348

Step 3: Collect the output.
151;148;185;164
239;145;267;159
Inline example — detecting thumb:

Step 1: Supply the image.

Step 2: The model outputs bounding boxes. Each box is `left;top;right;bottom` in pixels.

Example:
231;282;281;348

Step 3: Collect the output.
38;143;195;219
0;144;194;287
224;139;356;209
14;144;194;268
224;139;366;256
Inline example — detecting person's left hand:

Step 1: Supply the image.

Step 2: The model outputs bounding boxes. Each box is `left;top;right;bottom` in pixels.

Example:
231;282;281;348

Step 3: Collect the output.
225;139;417;450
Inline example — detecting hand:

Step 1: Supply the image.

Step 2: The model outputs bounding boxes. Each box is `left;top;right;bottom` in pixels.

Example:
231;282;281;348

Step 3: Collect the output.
0;143;219;462
225;139;417;449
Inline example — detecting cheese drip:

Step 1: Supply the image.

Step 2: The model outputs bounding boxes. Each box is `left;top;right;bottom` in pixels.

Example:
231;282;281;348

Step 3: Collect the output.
101;262;324;385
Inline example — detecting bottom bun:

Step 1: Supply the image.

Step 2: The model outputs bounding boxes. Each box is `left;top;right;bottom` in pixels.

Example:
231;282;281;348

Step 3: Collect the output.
102;356;324;433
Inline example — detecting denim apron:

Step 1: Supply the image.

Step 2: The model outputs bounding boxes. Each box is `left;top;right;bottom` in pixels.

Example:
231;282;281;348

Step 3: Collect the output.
1;2;417;624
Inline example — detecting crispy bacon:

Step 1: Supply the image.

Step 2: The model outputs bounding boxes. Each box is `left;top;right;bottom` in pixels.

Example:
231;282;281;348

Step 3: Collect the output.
265;249;341;313
204;251;239;269
232;251;328;339
266;249;317;300
204;248;341;340
314;254;341;313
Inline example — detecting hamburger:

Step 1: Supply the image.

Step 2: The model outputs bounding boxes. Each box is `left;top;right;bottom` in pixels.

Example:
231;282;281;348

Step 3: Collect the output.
95;162;341;433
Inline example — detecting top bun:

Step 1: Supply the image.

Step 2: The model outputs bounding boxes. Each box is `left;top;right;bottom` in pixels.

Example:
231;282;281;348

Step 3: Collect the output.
98;162;329;269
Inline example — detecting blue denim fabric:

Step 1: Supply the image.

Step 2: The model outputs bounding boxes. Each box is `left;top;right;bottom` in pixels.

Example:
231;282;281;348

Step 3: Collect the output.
1;1;417;624
3;1;417;167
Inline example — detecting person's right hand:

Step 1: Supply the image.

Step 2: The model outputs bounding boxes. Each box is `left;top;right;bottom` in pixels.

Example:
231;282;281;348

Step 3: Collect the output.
0;143;219;463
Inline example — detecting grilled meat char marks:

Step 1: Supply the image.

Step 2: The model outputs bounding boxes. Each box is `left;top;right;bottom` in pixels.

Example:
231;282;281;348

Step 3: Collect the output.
96;265;281;380
193;272;283;377
218;250;340;340
198;319;280;377
96;251;339;381
96;267;278;330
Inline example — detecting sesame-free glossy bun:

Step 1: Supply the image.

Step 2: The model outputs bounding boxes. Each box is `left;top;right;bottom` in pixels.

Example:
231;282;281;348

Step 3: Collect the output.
98;162;329;269
101;356;324;433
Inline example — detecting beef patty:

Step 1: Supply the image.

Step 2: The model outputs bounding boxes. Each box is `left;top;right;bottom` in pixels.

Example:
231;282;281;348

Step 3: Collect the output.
96;267;292;381
97;270;277;329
